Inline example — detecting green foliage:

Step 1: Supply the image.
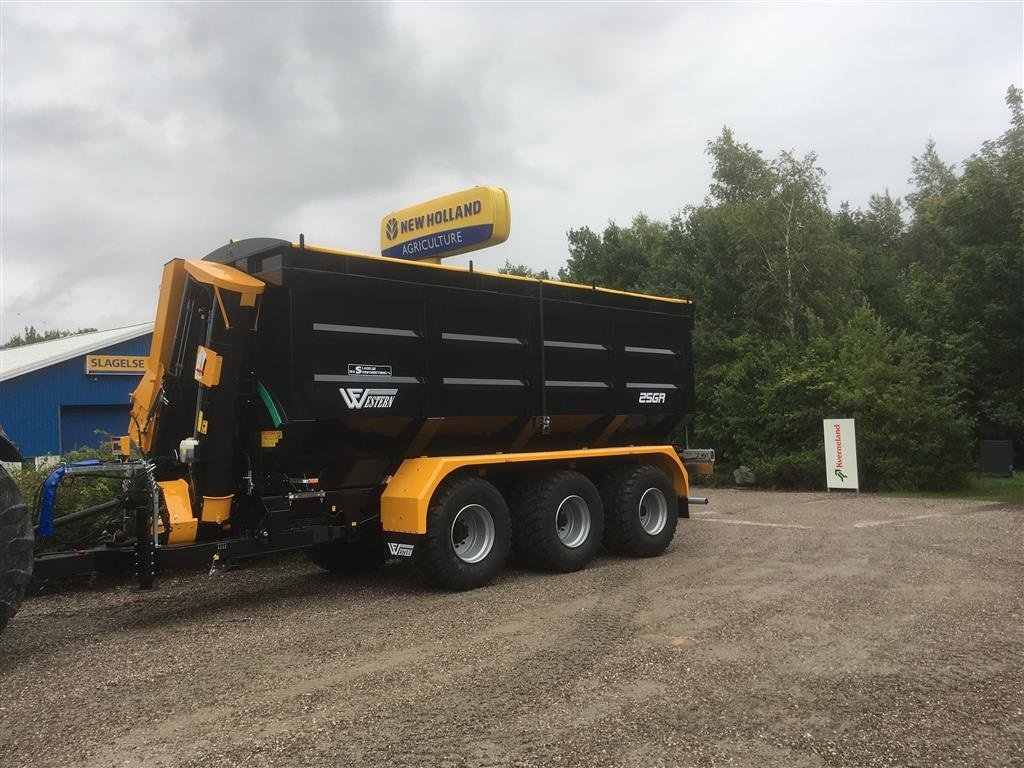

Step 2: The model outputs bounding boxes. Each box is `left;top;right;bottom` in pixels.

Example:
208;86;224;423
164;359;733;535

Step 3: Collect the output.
837;192;908;324
681;308;973;492
497;260;551;280
904;139;959;214
810;308;972;490
562;215;671;290
9;443;123;550
555;85;1021;491
902;85;1024;459
2;325;98;349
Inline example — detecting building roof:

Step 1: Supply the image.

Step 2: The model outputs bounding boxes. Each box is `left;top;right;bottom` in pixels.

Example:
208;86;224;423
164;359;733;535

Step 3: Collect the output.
0;323;153;382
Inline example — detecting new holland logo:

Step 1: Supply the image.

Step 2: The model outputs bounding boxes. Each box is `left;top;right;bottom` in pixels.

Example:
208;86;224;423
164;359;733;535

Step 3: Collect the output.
385;217;399;241
387;542;414;557
340;387;398;409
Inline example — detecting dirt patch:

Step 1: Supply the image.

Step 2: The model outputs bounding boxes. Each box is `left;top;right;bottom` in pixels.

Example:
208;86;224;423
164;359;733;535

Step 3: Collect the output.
2;490;1021;767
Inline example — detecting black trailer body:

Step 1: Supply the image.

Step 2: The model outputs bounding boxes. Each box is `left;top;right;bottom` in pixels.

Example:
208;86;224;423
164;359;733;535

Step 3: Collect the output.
195;240;694;497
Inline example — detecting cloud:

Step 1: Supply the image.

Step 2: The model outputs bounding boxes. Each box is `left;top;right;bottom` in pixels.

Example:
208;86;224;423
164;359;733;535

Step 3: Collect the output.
1;2;1020;338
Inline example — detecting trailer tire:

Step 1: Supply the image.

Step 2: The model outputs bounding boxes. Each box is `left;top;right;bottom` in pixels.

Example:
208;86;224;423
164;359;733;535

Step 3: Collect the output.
0;464;33;635
600;465;678;558
417;476;510;591
510;470;604;573
306;525;385;574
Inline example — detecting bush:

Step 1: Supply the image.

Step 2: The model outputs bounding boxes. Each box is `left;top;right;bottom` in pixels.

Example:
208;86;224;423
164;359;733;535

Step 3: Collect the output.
821;307;973;490
692;307;973;492
9;442;125;550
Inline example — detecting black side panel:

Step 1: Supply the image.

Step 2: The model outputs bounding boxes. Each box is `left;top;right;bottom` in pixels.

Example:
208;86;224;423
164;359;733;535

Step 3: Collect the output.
256;245;693;450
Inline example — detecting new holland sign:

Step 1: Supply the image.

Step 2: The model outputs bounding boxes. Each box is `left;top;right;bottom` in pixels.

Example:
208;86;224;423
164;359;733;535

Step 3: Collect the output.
823;418;859;491
380;186;510;261
85;354;146;375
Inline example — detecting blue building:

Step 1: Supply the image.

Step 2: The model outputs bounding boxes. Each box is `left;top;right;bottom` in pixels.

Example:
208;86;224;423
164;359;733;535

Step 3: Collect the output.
0;324;153;458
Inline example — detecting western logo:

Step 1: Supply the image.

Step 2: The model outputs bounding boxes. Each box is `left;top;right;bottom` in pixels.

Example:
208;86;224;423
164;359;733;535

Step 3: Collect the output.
385;217;399;241
387;542;414;557
340;387;398;409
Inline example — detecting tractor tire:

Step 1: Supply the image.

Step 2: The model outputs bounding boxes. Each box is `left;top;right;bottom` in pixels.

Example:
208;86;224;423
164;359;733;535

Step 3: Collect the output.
416;476;510;591
306;524;386;574
600;465;678;558
510;470;604;573
0;464;33;635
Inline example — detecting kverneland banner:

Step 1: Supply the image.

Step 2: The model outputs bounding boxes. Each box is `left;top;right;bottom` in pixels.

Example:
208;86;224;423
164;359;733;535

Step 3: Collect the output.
823;418;859;491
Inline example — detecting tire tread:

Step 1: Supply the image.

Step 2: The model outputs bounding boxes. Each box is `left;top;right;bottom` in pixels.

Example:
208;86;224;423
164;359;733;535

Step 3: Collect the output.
416;476;510;590
510;470;603;573
0;467;33;635
600;464;678;558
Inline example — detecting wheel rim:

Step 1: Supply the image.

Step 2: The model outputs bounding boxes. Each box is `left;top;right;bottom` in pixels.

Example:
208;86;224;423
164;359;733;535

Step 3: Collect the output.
555;494;591;548
451;504;495;563
638;487;668;535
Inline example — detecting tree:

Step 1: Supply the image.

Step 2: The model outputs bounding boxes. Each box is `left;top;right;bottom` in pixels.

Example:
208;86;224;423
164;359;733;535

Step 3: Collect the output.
551;89;1023;486
812;306;972;490
699;307;973;491
497;261;551;280
902;86;1024;458
560;215;672;291
693;129;862;342
2;326;98;349
706;127;773;204
836;191;908;324
904;138;958;214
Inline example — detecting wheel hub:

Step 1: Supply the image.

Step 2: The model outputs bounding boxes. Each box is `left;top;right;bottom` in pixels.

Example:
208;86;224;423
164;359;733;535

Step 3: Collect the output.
638;487;668;535
450;504;495;564
555;494;591;548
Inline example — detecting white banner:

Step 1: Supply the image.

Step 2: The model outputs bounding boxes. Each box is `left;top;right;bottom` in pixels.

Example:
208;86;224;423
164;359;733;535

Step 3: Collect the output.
823;418;859;490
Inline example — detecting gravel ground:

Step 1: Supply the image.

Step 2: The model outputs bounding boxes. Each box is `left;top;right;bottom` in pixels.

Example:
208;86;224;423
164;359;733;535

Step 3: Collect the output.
1;490;1021;768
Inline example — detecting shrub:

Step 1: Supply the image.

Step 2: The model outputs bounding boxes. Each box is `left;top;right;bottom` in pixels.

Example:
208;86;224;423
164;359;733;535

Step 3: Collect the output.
9;441;125;550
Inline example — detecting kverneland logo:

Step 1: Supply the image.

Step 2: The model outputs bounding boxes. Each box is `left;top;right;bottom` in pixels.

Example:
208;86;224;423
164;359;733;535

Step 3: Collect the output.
340;387;398;409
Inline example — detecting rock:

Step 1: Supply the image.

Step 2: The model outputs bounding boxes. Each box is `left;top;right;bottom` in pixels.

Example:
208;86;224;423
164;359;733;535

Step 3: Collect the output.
733;465;756;486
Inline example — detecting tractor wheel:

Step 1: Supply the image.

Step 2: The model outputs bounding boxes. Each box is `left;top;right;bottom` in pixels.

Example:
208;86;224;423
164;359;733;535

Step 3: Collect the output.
416;476;510;590
510;470;604;573
600;465;678;558
0;464;33;635
307;524;385;574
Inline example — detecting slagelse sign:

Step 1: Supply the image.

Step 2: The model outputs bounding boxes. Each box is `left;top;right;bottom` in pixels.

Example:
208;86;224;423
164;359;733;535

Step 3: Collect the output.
85;355;146;375
823;418;859;490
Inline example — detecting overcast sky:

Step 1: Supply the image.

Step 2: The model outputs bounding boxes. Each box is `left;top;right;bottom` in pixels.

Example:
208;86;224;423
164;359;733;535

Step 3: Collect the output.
1;2;1021;337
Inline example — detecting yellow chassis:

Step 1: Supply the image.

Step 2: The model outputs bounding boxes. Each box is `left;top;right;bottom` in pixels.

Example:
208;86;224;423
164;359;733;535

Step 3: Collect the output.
381;445;689;535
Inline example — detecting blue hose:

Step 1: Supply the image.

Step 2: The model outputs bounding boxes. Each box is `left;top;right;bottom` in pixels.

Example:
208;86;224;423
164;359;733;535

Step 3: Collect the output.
37;459;101;537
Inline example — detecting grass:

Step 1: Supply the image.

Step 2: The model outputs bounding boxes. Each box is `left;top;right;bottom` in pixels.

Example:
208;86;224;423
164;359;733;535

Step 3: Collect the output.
886;473;1024;504
693;468;1024;503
